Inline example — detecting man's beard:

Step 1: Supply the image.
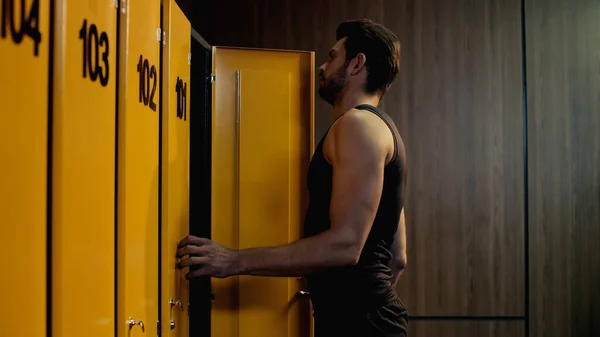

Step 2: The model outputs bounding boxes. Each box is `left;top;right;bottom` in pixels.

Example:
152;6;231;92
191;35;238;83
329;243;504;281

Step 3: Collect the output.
318;64;347;106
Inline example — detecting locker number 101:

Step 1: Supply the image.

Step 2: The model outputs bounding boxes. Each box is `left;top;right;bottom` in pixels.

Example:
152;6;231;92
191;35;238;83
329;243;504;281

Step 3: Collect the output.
175;76;187;121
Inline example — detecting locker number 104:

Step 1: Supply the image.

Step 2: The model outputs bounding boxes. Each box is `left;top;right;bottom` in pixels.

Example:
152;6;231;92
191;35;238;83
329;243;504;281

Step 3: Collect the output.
1;0;42;56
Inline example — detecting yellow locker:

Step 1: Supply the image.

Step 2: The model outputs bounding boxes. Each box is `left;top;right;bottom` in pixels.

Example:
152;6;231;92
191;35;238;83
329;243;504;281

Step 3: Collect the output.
211;47;315;337
161;1;191;336
0;0;49;336
52;1;117;336
116;0;161;336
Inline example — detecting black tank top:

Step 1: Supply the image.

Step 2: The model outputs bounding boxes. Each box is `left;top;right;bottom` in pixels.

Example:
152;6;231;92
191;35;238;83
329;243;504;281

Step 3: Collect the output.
303;104;406;316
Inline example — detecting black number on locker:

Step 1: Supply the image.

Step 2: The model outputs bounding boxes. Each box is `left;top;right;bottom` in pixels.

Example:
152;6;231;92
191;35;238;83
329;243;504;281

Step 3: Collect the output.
1;0;42;55
175;76;187;121
137;54;157;111
79;19;109;86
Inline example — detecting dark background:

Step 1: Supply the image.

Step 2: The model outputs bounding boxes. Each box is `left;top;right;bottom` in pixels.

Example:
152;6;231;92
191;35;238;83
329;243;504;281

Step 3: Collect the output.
182;1;600;336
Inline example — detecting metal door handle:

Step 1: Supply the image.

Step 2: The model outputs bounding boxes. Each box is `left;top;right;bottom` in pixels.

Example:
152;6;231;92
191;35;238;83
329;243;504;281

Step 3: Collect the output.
297;290;310;297
127;317;145;332
169;298;183;312
169;298;183;330
235;70;241;242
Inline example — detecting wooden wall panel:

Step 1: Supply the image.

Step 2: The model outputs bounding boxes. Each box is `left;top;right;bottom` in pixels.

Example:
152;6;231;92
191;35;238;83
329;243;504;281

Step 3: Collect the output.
185;0;525;317
383;0;525;317
525;0;600;336
408;320;525;337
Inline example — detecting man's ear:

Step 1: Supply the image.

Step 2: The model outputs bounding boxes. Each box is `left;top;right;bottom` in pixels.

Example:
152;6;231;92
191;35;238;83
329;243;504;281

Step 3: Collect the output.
350;53;367;76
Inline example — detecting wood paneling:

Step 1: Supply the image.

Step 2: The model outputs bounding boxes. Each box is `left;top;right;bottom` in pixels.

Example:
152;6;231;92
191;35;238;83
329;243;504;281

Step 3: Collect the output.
187;0;526;317
407;320;525;337
526;0;600;336
384;0;525;317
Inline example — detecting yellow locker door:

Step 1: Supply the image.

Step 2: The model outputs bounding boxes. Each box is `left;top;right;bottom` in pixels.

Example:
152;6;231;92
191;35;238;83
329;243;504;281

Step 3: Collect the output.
52;1;117;336
0;0;50;336
161;1;191;336
211;47;315;337
116;0;161;336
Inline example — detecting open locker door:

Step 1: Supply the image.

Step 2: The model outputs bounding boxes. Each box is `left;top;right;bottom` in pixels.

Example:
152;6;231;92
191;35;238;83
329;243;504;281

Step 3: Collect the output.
210;47;315;337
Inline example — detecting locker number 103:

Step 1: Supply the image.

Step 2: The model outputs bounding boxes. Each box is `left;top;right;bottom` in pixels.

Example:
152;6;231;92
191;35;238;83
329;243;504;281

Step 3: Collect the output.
1;0;42;56
79;19;109;87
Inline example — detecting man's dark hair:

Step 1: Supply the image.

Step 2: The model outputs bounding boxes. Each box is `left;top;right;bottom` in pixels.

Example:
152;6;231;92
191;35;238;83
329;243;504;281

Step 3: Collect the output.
336;19;401;94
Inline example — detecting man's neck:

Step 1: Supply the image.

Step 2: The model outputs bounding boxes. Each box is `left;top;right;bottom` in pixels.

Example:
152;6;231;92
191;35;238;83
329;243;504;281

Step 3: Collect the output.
332;92;381;121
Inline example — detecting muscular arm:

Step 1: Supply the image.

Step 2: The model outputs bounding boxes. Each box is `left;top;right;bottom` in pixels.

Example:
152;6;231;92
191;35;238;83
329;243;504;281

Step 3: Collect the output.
177;111;393;279
231;112;389;277
390;208;407;288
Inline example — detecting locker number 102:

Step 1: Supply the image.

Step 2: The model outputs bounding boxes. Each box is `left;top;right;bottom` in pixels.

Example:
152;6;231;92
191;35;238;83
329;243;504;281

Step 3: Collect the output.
1;0;42;56
137;54;157;112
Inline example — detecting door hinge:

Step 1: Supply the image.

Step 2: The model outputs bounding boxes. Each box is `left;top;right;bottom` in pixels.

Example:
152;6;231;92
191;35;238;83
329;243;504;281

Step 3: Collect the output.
157;28;161;42
157;320;161;336
209;74;216;82
188;53;192;65
120;0;126;13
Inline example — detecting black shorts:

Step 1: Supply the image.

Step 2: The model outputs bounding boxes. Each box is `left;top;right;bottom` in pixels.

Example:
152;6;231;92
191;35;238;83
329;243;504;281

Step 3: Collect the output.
313;297;409;337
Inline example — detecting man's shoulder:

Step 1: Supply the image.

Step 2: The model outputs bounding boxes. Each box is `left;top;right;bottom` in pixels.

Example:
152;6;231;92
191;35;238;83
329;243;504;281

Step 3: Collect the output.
324;109;394;163
331;109;391;142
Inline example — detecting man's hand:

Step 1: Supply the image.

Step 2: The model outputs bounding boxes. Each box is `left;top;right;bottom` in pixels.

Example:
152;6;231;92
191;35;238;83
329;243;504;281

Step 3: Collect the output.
390;209;407;288
176;235;239;279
